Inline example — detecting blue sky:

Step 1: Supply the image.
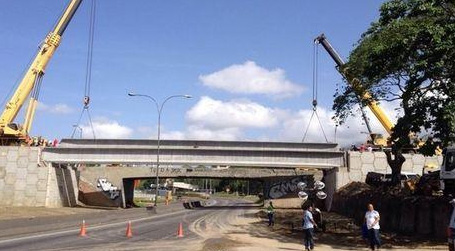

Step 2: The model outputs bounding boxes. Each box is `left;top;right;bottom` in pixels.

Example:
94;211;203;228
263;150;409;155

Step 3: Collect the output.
0;0;394;145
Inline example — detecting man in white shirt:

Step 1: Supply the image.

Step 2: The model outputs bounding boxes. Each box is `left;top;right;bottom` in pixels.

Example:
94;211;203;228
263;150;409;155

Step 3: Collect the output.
302;206;318;251
365;204;381;250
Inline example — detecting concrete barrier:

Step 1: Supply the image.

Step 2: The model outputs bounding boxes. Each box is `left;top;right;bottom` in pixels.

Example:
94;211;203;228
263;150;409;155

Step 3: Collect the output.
183;200;204;209
183;202;192;209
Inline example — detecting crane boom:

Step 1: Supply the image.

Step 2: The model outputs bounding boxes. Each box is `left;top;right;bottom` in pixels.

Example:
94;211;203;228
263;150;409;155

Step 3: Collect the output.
0;0;82;143
315;33;394;135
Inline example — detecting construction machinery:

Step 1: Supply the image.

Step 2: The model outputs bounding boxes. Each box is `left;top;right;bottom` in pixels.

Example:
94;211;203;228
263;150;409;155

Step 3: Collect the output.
0;0;83;145
315;33;444;156
314;34;394;147
441;147;455;195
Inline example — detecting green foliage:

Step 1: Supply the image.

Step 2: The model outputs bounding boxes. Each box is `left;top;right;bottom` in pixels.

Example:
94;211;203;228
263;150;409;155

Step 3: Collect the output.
334;0;455;154
139;179;153;189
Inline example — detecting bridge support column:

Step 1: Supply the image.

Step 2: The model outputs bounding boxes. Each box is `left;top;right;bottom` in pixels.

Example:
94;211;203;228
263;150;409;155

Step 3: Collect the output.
323;168;337;211
122;179;134;208
53;164;79;207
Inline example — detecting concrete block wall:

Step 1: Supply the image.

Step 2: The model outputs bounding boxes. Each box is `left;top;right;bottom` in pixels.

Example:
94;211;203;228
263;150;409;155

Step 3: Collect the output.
335;151;443;189
0;146;64;207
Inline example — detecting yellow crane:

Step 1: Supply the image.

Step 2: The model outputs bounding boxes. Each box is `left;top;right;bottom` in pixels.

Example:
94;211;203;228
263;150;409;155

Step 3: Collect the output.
0;0;83;145
314;33;394;147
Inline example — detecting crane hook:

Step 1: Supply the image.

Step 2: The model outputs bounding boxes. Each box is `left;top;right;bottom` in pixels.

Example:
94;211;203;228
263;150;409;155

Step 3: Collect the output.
312;99;317;111
83;96;90;107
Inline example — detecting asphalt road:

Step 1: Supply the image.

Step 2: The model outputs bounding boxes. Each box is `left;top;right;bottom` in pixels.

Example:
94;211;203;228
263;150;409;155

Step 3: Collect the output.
0;199;260;251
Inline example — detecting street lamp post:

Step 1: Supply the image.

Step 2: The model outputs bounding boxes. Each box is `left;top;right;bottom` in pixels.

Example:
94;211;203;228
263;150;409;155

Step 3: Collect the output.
128;92;192;207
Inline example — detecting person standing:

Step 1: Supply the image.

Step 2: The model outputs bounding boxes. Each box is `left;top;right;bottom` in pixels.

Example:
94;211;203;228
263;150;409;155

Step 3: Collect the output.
302;205;318;251
267;201;275;227
365;203;381;250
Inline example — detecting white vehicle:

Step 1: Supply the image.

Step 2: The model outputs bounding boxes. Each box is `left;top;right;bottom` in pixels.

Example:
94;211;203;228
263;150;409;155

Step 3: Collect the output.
441;147;455;195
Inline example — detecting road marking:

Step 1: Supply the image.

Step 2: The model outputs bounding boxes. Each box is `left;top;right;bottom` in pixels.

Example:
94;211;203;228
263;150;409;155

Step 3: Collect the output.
0;209;187;245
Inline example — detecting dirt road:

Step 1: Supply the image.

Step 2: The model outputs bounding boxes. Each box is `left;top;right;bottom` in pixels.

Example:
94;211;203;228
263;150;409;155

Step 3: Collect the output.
0;200;447;250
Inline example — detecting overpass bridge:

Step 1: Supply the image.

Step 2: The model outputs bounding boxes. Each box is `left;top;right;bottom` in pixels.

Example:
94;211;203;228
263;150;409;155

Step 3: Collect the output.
41;139;345;208
0;139;346;209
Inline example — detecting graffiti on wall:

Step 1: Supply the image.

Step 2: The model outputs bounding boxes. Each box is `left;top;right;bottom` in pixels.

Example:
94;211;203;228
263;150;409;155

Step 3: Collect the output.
97;178;120;199
267;177;305;199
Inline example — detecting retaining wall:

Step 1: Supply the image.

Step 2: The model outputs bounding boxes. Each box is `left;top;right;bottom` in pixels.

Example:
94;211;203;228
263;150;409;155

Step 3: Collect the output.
0;146;65;207
335;151;442;189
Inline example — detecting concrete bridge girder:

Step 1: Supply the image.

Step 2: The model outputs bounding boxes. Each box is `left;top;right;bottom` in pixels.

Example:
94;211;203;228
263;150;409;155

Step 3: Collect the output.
42;139;345;169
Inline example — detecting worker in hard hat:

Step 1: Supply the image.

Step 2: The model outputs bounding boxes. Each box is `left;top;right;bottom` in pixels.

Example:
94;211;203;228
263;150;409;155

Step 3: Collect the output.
449;199;455;251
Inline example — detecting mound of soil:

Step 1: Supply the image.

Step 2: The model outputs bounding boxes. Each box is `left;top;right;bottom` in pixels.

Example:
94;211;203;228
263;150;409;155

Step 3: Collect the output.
332;181;452;240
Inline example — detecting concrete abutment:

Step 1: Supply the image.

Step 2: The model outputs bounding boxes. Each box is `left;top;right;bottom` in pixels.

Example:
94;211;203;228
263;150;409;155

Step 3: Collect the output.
0;146;77;207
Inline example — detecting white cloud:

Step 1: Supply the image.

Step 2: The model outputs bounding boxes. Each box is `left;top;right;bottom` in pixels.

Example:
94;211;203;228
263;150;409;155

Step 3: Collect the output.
129;96;402;146
79;118;133;139
136;126;155;137
186;96;279;130
135;96;281;141
279;102;401;147
37;103;74;114
186;125;242;141
160;130;186;140
199;61;304;98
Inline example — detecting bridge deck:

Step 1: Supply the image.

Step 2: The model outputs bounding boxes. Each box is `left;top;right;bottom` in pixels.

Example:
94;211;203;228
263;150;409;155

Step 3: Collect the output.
43;139;345;168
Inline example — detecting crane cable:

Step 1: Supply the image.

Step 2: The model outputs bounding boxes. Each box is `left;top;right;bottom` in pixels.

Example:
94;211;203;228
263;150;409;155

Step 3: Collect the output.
71;0;96;139
302;41;328;143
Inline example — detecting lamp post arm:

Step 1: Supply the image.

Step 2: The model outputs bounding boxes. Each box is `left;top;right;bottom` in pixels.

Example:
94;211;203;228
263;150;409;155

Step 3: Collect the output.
159;95;189;114
132;94;159;113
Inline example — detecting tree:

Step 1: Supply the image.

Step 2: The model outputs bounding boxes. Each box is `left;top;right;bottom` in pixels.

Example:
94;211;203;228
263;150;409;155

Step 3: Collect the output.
333;0;455;185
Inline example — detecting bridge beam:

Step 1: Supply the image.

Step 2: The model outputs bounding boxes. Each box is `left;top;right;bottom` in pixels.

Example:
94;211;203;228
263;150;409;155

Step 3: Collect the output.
43;139;345;169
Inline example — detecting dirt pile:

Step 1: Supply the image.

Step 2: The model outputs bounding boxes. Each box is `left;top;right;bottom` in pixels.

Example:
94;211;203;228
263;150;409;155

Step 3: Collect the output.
332;181;451;240
336;182;372;197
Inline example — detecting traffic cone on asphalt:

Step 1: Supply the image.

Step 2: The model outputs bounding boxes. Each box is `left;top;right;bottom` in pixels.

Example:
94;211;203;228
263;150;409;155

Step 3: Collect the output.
79;220;87;237
126;221;133;238
177;222;184;237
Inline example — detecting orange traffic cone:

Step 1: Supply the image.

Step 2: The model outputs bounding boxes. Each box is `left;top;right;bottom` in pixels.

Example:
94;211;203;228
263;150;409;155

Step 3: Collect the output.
177;222;184;237
79;220;87;237
126;221;133;238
